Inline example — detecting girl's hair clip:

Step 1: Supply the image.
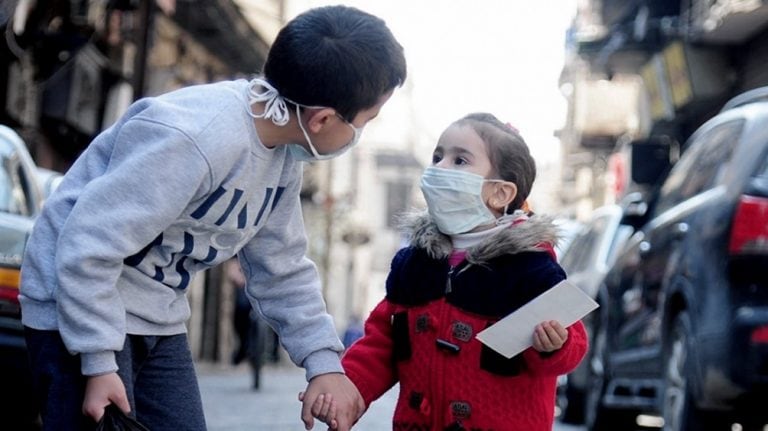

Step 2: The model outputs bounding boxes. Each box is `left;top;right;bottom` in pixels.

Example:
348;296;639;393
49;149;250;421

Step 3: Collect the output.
504;122;519;133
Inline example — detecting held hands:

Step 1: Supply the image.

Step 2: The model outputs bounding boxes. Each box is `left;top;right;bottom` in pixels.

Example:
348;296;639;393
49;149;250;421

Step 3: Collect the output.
299;372;364;431
82;372;131;422
299;391;338;430
532;320;568;353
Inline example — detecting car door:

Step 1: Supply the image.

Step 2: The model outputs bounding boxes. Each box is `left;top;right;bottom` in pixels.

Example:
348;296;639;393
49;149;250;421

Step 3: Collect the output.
610;119;745;374
562;205;632;300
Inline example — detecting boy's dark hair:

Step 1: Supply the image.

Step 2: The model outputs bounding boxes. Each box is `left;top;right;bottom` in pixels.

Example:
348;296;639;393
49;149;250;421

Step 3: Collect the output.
263;5;407;122
457;113;536;213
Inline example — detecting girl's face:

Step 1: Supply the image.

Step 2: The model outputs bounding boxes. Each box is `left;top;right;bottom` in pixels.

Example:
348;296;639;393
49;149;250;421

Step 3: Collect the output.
431;124;494;177
430;123;517;219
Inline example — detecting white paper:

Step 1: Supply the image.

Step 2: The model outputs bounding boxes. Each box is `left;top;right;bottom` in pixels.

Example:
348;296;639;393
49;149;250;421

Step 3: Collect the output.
475;280;599;359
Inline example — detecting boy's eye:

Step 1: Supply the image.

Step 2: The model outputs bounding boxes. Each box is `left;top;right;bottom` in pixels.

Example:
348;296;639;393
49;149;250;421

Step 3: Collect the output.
431;154;442;164
454;157;468;166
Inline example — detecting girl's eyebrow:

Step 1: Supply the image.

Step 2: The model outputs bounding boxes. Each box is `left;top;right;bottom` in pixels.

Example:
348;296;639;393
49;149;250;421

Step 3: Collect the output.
450;147;475;158
434;145;475;159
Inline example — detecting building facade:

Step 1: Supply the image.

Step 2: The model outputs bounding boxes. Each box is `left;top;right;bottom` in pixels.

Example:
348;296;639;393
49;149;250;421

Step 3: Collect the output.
559;0;768;217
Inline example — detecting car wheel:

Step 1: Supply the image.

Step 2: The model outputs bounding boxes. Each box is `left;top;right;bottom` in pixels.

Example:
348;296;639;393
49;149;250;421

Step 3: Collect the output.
561;315;594;425
662;312;730;431
584;317;637;431
560;381;586;424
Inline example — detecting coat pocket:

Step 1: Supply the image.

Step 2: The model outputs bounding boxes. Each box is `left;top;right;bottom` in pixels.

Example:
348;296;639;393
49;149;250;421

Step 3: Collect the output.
480;344;524;376
391;311;412;361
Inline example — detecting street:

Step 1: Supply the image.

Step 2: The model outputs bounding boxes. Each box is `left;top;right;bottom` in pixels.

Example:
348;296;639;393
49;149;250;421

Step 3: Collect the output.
197;362;585;431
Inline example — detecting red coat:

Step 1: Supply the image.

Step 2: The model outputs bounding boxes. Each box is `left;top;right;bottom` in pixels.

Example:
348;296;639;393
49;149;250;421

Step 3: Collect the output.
342;215;588;430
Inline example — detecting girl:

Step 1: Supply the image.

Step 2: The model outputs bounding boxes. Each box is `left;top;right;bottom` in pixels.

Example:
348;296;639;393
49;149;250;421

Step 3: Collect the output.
311;113;588;430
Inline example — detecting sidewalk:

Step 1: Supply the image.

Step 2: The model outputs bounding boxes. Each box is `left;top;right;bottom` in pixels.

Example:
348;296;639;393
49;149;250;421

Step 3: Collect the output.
197;361;583;431
196;362;397;431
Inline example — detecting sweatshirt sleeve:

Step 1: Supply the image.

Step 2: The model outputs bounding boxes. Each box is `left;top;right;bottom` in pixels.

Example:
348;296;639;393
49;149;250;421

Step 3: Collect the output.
523;319;588;376
238;168;344;381
55;118;211;376
342;299;399;407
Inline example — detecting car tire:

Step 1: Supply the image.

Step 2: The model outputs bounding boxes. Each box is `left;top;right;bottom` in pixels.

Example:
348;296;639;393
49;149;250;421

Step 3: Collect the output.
561;382;586;424
584;315;638;431
662;312;731;431
562;313;597;425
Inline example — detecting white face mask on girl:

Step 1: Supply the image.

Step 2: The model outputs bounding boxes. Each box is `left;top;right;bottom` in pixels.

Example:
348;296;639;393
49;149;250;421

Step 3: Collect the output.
246;77;363;162
420;166;511;235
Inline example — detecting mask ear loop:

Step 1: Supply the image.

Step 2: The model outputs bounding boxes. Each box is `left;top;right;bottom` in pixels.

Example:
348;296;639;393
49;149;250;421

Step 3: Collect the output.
484;179;510;214
294;104;325;158
246;78;290;126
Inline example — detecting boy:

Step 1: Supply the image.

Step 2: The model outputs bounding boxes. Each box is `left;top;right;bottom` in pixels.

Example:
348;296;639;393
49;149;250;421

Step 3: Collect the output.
19;5;406;431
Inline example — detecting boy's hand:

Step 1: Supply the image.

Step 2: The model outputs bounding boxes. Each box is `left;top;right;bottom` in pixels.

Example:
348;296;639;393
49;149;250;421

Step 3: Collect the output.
300;373;364;431
82;372;130;422
532;320;568;353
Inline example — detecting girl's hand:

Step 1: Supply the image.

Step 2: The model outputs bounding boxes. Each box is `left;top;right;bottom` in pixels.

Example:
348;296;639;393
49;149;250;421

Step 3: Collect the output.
298;391;338;429
532;320;568;353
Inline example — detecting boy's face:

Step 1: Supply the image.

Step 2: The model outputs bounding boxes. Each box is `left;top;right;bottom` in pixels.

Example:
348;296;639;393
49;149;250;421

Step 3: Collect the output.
309;90;394;156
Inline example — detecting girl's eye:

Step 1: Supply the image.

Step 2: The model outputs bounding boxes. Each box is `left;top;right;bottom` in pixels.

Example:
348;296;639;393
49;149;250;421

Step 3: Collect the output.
454;157;468;166
431;154;443;164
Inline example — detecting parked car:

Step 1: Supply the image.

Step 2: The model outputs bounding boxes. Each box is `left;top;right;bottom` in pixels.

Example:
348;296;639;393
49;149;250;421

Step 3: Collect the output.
0;125;43;429
557;204;634;424
586;87;768;431
35;167;64;202
554;217;584;260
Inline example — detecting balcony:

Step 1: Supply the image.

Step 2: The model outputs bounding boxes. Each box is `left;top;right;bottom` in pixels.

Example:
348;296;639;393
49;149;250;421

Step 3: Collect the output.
172;0;272;73
683;0;768;43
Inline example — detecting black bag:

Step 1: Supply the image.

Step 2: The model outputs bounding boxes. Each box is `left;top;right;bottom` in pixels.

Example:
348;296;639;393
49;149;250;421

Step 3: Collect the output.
95;404;150;431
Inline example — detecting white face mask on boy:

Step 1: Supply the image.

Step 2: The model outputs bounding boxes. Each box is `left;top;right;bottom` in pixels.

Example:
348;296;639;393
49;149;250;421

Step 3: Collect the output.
420;166;511;235
291;108;362;161
246;78;362;162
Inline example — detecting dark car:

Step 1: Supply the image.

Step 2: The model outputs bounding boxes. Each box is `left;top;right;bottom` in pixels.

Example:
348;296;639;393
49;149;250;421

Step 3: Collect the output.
0;125;43;429
557;205;633;424
586;87;768;431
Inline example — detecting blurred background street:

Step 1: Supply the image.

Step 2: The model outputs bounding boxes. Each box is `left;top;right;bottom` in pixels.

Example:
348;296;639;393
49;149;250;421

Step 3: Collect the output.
2;0;768;430
197;362;586;431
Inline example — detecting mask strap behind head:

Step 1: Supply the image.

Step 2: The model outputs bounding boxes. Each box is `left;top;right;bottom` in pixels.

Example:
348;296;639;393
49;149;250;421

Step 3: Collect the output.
247;78;290;126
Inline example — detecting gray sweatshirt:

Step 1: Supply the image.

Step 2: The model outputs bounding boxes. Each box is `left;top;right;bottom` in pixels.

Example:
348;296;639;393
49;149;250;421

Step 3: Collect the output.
19;80;344;378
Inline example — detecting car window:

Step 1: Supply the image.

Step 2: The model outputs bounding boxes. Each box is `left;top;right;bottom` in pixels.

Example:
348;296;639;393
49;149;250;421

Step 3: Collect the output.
561;230;592;272
758;154;768;178
655;119;744;213
0;154;33;216
606;224;633;266
561;215;609;273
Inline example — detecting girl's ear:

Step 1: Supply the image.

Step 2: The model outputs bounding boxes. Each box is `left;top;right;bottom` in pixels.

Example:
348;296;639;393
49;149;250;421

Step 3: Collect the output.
489;182;518;213
304;108;337;133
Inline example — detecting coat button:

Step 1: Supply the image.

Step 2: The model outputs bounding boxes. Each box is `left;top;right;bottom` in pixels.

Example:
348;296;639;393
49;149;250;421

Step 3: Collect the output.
415;314;431;333
436;338;461;354
451;321;473;342
450;401;471;420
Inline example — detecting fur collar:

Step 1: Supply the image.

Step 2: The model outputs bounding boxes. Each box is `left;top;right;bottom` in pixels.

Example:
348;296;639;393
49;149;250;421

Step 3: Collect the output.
400;212;560;266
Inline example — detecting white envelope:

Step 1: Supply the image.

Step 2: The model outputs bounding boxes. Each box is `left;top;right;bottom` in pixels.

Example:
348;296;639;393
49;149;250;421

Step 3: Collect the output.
475;280;599;358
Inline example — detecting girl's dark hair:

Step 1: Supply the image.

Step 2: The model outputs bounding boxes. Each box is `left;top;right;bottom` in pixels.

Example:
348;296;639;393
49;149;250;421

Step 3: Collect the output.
455;113;536;212
263;5;407;121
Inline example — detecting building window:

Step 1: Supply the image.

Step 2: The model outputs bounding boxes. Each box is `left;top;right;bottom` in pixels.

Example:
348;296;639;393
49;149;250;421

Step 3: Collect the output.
386;181;412;229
